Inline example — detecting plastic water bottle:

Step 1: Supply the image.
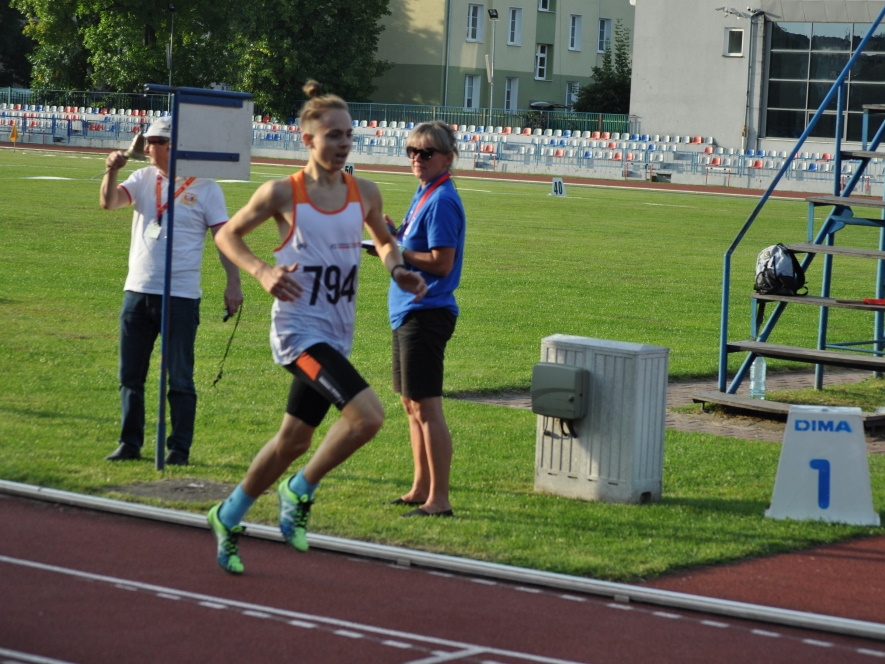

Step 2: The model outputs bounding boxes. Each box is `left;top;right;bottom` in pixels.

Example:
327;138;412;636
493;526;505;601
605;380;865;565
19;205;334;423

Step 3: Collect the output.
749;356;767;399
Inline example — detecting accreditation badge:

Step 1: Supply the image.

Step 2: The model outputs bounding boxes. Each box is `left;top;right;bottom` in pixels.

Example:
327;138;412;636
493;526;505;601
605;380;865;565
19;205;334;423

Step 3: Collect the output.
145;220;162;239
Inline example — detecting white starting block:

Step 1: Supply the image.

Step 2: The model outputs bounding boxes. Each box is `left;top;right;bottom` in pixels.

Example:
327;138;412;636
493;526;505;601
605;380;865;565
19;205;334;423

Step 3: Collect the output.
766;405;880;526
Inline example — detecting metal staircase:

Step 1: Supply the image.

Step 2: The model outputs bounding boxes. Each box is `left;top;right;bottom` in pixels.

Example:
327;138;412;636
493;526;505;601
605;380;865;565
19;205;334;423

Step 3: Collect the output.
695;6;885;421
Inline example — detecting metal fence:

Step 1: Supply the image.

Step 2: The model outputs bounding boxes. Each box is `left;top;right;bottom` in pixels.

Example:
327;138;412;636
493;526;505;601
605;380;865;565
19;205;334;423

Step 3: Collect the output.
6;111;874;187
1;88;634;136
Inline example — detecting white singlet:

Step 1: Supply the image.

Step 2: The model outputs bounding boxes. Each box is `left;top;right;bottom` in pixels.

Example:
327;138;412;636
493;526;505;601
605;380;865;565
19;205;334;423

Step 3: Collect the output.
270;171;365;365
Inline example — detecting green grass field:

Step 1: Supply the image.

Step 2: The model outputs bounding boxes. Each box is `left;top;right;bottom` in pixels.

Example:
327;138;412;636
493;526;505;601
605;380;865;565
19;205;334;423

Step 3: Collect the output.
1;147;883;582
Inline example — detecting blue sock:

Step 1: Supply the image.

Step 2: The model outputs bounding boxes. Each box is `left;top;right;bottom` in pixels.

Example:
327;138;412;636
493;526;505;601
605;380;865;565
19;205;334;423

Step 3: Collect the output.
218;484;256;529
288;470;319;500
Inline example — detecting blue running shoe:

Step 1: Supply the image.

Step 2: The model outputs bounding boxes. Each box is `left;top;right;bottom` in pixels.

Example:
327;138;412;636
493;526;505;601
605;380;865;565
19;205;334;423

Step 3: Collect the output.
207;503;245;574
278;478;313;552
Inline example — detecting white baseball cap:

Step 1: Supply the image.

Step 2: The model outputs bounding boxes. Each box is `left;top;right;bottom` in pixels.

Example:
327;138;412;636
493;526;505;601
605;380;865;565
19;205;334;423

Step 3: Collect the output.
144;115;172;140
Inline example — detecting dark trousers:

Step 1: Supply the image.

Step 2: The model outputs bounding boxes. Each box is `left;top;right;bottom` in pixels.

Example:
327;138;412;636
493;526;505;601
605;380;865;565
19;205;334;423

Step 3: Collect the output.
118;291;200;454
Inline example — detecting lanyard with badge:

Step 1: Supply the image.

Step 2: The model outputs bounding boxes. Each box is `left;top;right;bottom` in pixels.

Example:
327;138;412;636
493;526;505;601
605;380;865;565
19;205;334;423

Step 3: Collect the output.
145;175;196;239
399;172;450;240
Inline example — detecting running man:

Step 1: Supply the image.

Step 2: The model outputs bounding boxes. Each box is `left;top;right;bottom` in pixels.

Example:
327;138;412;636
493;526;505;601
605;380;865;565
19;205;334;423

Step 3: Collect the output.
206;80;426;574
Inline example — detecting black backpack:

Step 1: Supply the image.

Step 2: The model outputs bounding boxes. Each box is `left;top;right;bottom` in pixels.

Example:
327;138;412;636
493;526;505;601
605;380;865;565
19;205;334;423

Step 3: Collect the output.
754;244;807;296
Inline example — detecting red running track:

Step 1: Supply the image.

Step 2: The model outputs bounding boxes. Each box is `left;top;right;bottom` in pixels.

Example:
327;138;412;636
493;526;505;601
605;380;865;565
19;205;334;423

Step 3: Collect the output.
1;494;883;664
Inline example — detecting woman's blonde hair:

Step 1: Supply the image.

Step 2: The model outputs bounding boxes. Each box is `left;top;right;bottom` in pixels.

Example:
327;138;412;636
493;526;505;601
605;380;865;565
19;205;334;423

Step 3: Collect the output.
298;80;349;130
408;120;459;157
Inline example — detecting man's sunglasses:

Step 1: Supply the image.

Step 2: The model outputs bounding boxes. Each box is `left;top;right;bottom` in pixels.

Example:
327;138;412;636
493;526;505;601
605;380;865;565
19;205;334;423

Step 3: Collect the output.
146;137;170;145
406;146;438;161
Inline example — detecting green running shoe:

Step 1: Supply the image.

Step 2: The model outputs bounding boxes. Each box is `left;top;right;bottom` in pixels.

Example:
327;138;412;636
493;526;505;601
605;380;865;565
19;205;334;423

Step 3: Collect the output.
278;478;313;552
207;503;245;575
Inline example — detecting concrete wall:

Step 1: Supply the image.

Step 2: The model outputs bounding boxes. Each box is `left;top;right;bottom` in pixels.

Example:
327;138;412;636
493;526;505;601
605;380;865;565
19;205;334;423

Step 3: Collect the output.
630;0;885;154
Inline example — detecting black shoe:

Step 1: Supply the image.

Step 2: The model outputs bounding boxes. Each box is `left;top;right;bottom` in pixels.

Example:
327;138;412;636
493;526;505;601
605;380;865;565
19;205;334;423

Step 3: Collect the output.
164;450;189;466
105;443;141;461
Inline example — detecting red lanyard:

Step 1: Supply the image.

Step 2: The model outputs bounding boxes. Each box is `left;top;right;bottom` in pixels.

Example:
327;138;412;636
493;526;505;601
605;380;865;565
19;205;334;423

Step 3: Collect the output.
401;172;450;238
156;175;196;225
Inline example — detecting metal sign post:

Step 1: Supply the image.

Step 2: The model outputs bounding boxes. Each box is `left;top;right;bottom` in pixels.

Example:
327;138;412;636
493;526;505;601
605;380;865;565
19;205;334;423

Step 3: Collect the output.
143;84;253;470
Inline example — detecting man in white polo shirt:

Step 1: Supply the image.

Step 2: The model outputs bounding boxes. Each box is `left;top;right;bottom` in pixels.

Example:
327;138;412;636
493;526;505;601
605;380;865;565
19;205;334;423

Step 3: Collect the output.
99;115;243;465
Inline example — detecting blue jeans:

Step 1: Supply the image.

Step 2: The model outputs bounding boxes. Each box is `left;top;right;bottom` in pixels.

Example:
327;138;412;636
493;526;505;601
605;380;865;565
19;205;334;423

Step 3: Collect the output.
119;291;200;454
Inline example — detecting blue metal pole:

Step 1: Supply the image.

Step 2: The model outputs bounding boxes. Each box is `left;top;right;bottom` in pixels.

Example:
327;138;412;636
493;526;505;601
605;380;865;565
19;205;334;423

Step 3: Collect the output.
154;92;180;472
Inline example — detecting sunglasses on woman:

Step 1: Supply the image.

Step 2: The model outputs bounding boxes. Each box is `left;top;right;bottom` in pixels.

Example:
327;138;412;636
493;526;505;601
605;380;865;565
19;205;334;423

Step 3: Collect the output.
406;146;438;161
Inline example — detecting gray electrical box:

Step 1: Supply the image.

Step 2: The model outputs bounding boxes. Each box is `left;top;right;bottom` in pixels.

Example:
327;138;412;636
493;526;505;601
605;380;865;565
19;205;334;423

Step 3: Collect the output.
530;363;590;420
534;335;668;505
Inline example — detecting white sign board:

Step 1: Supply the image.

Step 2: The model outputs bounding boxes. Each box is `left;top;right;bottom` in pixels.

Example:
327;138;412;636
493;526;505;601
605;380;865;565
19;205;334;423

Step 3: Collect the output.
766;405;879;526
175;99;254;180
549;177;566;197
344;162;355;176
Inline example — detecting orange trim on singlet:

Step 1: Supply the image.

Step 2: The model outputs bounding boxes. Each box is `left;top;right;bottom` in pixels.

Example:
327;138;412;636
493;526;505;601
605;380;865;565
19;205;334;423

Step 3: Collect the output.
273;170;364;253
295;350;322;380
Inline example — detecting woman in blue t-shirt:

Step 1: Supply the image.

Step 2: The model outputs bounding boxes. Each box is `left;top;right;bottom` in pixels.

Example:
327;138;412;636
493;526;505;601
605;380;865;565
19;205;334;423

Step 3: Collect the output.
387;121;466;517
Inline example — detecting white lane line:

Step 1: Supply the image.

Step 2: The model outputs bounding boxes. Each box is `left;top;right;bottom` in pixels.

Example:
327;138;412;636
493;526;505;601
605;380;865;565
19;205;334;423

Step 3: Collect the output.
288;619;317;629
334;629;364;639
0;554;585;664
243;610;272;619
382;640;414;649
857;648;885;657
700;620;730;629
0;648;78;664
751;629;782;638
652;611;682;620
402;648;486;664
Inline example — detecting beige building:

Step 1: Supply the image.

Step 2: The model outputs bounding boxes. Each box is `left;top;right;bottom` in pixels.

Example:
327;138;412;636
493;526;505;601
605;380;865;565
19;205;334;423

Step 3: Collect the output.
372;0;635;110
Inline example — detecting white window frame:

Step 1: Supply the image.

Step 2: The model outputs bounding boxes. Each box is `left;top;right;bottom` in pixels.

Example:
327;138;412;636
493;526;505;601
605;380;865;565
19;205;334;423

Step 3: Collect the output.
597;18;612;53
569;15;582;51
565;81;579;108
724;28;744;56
467;4;485;42
465;74;481;109
505;77;519;111
535;44;549;80
538;0;552;11
507;7;523;46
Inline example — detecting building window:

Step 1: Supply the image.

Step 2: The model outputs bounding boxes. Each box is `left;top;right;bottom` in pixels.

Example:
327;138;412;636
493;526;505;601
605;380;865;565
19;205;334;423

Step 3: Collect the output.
598;18;612;53
465;75;481;109
535;44;550;79
569;15;582;51
467;4;485;42
764;21;885;141
565;81;579;108
724;28;743;56
505;77;519;111
507;7;522;45
538;0;553;12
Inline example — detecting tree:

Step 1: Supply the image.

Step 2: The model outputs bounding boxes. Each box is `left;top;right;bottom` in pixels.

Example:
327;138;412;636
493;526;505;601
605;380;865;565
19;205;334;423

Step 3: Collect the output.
0;4;35;87
228;0;392;120
9;0;88;90
12;0;242;92
9;0;391;118
573;19;631;115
